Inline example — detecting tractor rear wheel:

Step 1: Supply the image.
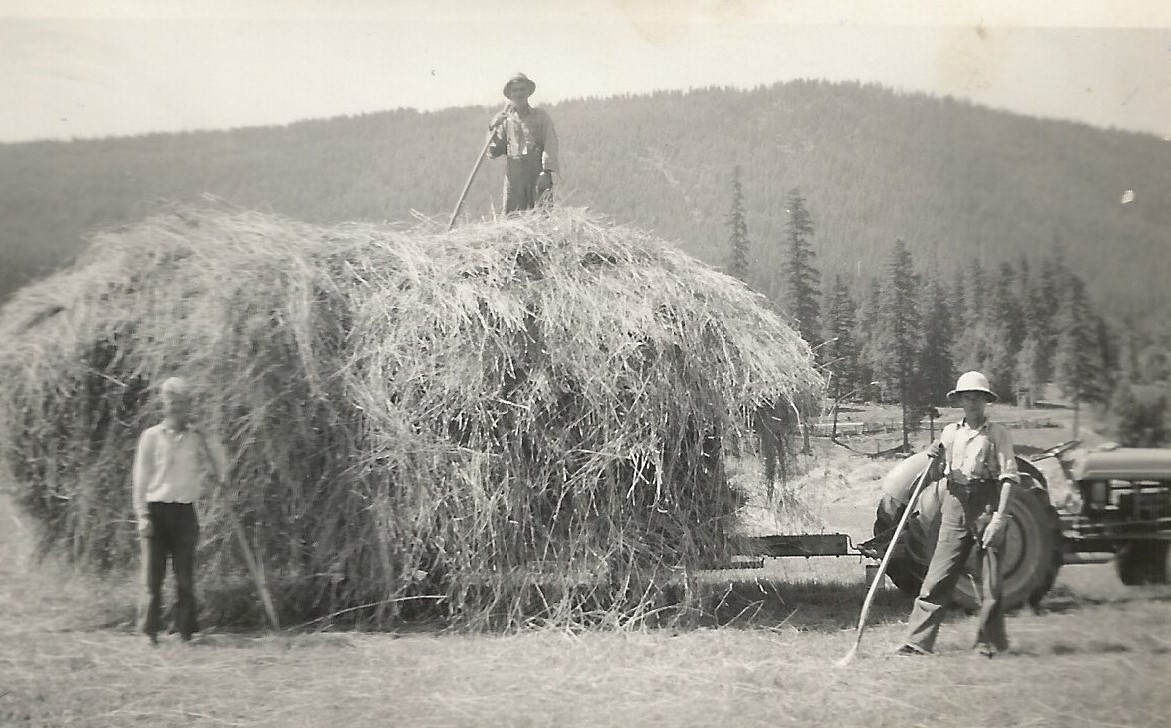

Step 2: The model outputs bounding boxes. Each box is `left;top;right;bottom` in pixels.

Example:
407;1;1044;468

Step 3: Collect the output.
1115;540;1170;585
874;481;1063;612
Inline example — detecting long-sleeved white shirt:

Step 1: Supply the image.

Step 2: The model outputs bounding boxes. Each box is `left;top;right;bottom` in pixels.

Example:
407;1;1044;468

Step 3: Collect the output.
940;418;1020;485
132;422;227;521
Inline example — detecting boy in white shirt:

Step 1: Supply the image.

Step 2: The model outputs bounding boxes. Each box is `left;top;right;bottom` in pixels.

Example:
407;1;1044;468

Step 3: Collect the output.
132;376;226;645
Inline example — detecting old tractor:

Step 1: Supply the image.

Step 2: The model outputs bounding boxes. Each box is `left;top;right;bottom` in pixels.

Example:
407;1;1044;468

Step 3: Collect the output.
861;442;1170;611
1059;446;1171;585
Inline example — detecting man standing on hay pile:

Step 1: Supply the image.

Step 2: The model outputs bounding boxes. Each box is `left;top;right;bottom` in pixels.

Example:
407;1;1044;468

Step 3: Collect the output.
132;376;227;645
897;371;1018;658
488;72;559;213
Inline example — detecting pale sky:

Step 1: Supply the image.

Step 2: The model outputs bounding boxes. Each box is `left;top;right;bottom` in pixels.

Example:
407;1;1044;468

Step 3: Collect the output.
1;0;1169;143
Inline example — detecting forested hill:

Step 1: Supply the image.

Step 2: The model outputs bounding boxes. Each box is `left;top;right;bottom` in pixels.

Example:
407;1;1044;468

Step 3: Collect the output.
2;80;1168;324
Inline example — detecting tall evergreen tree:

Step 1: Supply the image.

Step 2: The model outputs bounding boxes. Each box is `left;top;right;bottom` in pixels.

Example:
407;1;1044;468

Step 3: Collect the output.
1015;254;1031;306
1109;381;1170;447
1031;240;1068;380
724;166;751;283
781;188;820;347
1054;274;1102;403
918;279;955;406
855;280;883;397
961;258;986;329
821;274;861;399
1015;336;1046;408
982;267;1024;400
1116;327;1141;384
875;239;921;449
1093;315;1118;392
980;319;1018;402
1137;345;1171;384
993;263;1025;354
951;268;966;322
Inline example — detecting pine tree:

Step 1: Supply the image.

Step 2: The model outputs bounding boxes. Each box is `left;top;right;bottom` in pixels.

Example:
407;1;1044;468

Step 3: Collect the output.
1054;275;1102;403
1109;380;1170;447
962;258;986;329
1137;345;1171;384
1015;254;1031;306
951;260;990;370
781;188;820;347
979;268;1023;400
725;166;751;283
821;274;861;398
1116;326;1141;384
1015;336;1046;408
981;319;1018;402
855;280;883;396
918;279;955;406
1093;315;1118;393
951;268;966;324
875;239;921;449
993;263;1025;354
1030;241;1067;381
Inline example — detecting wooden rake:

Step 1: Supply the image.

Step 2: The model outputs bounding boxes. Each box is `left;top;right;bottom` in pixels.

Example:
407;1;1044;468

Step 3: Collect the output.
195;431;281;632
835;454;938;667
447;103;511;231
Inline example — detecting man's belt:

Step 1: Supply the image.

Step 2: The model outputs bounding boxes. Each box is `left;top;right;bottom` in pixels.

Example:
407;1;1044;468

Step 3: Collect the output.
947;478;998;494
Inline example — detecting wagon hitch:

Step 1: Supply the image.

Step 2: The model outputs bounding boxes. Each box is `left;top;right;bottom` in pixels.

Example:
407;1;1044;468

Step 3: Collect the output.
855;526;913;561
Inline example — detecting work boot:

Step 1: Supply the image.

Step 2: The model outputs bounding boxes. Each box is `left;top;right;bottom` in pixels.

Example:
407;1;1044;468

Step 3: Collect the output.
972;636;1009;658
895;643;932;656
147;633;159;647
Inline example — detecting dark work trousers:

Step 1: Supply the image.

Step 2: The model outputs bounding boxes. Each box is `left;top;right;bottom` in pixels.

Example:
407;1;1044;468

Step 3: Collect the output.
503;151;550;213
139;502;200;638
904;480;1008;653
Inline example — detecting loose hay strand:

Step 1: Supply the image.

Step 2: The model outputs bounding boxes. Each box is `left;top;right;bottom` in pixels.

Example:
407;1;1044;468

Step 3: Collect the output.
0;205;823;630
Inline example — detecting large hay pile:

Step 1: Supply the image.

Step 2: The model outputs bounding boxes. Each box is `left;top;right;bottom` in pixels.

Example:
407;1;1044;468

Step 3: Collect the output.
0;206;822;628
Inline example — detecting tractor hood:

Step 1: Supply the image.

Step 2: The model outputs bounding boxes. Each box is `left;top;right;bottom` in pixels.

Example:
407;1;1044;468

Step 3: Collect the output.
1072;448;1171;482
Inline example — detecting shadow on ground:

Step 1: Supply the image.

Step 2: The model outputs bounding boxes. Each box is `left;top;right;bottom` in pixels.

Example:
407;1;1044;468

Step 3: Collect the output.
691;579;911;632
1038;582;1171;614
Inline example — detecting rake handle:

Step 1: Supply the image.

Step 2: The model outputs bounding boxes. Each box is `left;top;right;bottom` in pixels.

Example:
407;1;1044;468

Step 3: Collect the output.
194;430;281;631
226;507;281;631
847;455;938;652
448;103;510;231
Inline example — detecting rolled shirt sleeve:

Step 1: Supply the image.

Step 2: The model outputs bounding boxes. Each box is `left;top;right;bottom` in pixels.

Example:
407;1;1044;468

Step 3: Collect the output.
988;423;1019;485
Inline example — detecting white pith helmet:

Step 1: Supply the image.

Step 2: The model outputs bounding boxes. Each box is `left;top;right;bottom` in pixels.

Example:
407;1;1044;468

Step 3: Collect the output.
948;371;997;402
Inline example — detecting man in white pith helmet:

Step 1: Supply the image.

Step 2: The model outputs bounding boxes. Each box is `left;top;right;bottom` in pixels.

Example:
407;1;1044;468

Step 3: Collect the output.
897;371;1020;657
487;73;559;213
132;376;227;645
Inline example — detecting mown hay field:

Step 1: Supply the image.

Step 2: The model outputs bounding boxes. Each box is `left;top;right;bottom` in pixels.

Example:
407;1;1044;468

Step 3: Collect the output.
3;412;1169;727
3;488;1170;728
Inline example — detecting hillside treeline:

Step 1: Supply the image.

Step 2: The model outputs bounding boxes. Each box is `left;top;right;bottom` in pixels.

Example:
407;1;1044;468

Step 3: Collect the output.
2;80;1168;337
741;185;1171;447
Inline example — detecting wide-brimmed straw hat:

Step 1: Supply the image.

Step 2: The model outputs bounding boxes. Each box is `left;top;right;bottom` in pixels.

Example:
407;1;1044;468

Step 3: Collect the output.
948;371;997;402
502;73;536;98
